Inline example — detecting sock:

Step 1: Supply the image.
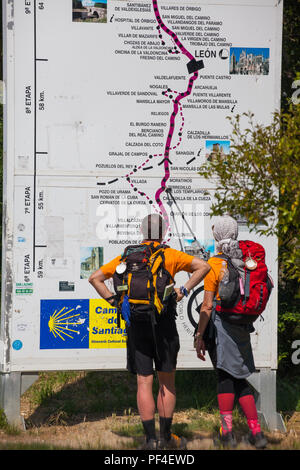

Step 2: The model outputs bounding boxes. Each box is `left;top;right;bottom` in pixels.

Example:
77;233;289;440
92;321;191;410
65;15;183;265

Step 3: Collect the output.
142;419;156;442
220;413;233;434
239;394;261;435
159;416;173;441
218;393;235;434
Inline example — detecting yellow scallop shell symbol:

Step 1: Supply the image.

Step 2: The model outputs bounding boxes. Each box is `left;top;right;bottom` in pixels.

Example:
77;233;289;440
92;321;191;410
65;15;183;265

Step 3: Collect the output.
48;306;81;341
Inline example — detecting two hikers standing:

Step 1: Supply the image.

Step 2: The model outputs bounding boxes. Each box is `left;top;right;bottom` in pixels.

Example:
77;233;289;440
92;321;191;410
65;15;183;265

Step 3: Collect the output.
89;213;271;450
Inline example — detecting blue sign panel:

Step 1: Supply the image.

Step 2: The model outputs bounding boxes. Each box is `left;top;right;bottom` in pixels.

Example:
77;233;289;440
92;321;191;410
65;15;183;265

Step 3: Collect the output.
40;299;89;349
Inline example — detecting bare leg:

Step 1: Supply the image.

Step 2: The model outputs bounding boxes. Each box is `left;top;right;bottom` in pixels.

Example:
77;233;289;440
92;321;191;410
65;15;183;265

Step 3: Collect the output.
137;373;155;421
157;370;176;418
137;373;157;445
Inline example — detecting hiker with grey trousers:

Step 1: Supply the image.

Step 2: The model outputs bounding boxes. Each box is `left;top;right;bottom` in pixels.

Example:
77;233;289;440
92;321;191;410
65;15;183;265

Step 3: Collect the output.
194;215;268;449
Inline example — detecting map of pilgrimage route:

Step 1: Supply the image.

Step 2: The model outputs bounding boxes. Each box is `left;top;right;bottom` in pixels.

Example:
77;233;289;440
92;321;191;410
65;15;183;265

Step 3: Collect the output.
110;0;205;238
151;0;204;231
6;0;280;369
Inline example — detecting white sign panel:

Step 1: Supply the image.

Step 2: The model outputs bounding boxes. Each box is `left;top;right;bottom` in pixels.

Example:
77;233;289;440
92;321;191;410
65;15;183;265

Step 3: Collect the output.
1;0;282;372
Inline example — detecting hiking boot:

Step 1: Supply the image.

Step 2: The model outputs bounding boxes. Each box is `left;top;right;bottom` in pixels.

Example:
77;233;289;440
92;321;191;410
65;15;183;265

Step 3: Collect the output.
139;438;158;450
158;433;187;450
214;428;238;449
247;431;268;449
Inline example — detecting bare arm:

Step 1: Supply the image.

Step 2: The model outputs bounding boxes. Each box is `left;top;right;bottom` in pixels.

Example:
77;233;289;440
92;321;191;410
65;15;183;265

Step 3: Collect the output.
195;290;215;360
88;269;115;304
185;257;211;292
175;257;211;301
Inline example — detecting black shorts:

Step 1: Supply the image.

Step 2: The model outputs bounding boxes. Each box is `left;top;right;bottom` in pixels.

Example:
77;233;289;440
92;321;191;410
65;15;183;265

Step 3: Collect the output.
126;313;180;376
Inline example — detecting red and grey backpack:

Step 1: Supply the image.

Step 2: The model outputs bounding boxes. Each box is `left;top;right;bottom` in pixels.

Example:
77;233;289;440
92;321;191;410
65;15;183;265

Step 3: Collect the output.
215;240;274;323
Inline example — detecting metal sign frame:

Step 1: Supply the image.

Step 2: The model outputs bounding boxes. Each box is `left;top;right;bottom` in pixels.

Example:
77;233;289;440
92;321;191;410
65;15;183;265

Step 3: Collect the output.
1;0;285;431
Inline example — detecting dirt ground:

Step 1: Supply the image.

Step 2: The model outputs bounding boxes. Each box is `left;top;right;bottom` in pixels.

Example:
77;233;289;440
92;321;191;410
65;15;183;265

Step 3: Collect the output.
0;370;299;451
0;398;299;451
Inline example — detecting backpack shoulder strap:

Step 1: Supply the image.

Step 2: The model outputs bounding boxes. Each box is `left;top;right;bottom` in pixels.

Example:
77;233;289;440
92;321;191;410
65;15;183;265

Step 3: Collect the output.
149;244;168;262
151;243;169;253
147;245;175;287
150;246;167;272
140;242;167;257
213;254;228;260
212;254;240;277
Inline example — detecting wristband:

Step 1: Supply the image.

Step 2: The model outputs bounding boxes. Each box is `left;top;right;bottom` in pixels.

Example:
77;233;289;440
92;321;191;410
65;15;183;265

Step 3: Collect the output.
180;286;189;297
195;332;203;339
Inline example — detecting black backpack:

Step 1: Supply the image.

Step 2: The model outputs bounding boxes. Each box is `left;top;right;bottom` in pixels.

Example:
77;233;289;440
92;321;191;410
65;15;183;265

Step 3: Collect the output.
112;243;175;326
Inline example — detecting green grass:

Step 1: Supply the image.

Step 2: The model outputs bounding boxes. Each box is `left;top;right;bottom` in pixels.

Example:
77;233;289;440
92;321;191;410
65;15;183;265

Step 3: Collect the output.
175;370;218;411
277;373;300;412
0;442;74;450
0;362;299;449
112;422;144;439
0;368;298;449
73;18;107;23
0;408;22;436
23;370;139;424
22;369;300;424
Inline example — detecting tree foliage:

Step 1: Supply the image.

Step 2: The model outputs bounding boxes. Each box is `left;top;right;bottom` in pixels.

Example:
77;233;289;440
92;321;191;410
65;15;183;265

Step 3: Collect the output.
198;105;300;371
198;105;300;284
72;0;83;9
281;0;300;110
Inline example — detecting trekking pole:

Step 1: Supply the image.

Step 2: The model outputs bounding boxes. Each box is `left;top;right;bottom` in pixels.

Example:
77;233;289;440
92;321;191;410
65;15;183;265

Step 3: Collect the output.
165;187;209;261
166;189;200;310
166;190;185;253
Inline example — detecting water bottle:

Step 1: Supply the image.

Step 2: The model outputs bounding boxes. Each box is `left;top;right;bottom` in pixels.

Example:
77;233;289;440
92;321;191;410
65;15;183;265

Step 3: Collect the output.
219;261;229;284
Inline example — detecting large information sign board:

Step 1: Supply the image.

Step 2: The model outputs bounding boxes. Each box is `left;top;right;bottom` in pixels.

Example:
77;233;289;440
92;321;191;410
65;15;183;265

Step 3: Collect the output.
1;0;282;372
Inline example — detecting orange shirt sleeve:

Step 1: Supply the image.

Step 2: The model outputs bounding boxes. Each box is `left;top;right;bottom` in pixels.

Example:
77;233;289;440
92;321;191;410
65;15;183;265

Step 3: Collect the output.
100;247;194;280
165;248;194;278
204;257;222;295
100;255;122;279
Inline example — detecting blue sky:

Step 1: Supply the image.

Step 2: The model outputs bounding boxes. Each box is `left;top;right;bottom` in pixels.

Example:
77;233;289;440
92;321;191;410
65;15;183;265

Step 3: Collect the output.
82;0;107;6
205;140;231;154
80;247;93;262
185;239;215;254
80;247;103;264
230;47;269;62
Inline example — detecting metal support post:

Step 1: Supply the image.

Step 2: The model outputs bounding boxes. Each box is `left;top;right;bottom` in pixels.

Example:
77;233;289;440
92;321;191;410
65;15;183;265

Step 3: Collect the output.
247;368;286;432
0;372;23;429
0;372;38;429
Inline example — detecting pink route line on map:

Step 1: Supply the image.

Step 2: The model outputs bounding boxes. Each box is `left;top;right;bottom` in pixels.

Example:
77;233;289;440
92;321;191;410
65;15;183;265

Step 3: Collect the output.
151;0;199;230
124;95;185;221
102;1;201;238
125;98;184;177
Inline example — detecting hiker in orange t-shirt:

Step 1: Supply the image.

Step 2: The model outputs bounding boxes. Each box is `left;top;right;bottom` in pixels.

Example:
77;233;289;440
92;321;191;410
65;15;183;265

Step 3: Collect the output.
194;215;268;449
89;213;210;450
